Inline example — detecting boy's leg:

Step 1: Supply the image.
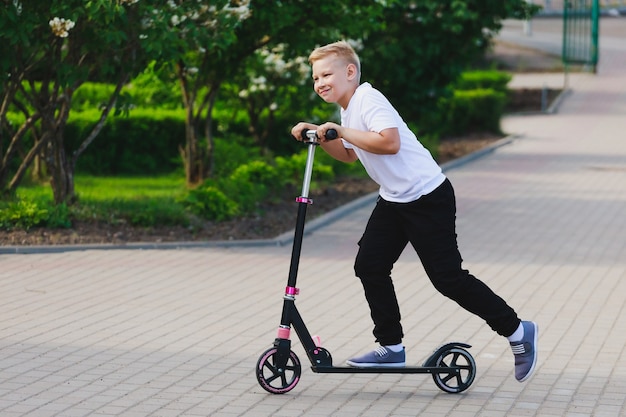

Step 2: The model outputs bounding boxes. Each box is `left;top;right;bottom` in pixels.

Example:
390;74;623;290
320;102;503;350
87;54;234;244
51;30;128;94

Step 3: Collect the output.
406;179;537;381
353;198;409;345
403;179;520;337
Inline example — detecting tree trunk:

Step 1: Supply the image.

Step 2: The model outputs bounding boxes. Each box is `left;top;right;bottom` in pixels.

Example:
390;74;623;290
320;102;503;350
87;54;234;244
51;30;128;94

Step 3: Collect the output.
43;87;74;204
46;123;76;205
1;113;45;195
177;64;221;187
203;88;218;180
182;106;204;186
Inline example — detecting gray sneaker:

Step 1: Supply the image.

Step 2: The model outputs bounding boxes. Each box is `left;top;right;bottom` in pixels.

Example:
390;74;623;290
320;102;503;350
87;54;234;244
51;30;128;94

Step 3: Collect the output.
346;346;406;368
510;321;538;382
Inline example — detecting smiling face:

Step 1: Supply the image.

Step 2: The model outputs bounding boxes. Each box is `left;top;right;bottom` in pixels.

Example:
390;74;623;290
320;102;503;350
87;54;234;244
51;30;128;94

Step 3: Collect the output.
311;55;359;110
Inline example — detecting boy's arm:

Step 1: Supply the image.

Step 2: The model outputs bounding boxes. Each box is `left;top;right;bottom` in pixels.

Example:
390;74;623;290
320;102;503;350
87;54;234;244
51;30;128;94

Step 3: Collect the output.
339;127;400;155
318;123;400;156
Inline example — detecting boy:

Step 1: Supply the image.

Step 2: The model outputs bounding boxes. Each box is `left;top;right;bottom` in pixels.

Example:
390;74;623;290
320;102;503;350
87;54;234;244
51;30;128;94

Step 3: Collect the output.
290;41;537;382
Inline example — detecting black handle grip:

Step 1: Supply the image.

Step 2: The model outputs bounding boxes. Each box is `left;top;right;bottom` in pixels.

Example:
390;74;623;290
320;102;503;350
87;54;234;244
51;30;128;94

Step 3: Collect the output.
300;128;338;141
325;129;338;140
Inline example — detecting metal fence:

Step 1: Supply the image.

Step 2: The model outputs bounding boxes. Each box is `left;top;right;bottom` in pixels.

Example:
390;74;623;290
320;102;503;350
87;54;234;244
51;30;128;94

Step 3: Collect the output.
562;0;600;72
536;0;625;13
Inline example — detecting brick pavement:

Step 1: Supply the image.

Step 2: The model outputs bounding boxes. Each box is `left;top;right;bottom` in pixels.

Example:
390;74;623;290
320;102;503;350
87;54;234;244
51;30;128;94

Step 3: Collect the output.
1;19;626;417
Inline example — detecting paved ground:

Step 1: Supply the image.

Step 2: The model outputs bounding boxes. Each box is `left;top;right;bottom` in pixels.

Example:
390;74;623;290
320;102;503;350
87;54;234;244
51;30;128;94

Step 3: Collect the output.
1;18;626;417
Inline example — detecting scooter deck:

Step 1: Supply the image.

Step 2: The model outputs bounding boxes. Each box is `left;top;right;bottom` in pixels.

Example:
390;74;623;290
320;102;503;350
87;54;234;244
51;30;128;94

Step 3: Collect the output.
311;365;457;374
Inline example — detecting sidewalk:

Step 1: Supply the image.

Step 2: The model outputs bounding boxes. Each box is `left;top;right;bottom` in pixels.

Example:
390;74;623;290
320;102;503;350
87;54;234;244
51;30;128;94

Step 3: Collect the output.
1;19;626;417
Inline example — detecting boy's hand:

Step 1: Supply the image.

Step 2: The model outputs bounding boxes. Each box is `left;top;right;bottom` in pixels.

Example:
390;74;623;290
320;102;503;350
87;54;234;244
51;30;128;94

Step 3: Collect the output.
317;122;341;143
291;122;319;141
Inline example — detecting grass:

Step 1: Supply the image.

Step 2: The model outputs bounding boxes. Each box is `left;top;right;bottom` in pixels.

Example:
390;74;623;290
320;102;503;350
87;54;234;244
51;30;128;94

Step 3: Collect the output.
14;175;191;228
7;158;369;231
17;174;187;202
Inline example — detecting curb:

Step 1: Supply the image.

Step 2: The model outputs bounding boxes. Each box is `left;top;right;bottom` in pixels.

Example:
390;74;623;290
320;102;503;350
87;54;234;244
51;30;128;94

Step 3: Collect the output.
0;135;519;255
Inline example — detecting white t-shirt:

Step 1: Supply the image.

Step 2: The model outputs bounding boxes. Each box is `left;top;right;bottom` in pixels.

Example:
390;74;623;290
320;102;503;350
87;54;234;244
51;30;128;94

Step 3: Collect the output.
340;82;445;203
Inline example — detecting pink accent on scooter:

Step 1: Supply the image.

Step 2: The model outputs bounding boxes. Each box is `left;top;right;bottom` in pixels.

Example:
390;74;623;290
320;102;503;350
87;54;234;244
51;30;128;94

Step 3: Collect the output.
277;327;291;339
285;286;300;295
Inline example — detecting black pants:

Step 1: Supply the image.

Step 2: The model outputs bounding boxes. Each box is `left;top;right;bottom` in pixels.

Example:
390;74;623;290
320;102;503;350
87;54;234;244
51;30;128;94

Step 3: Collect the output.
354;178;520;345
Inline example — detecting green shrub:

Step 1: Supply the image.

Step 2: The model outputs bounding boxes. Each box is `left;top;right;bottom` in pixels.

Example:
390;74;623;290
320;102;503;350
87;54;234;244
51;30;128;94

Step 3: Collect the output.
275;155;302;187
179;185;239;221
455;70;512;92
46;203;72;228
224;160;282;212
64;108;186;175
124;64;183;109
72;77;182;112
72;83;118;112
0;199;71;230
439;88;506;136
274;150;338;194
0;200;47;230
213;135;263;178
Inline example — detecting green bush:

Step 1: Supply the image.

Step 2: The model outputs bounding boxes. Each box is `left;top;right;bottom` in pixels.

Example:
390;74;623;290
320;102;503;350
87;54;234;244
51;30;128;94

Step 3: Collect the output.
212;135;263;178
0;200;47;230
64;108;186;175
455;70;512;92
438;88;506;136
275;150;336;188
224;160;282;212
178;159;286;221
179;185;239;221
72;83;118;112
46;202;72;228
0;199;71;230
72;78;182;112
174;150;340;222
124;64;183;109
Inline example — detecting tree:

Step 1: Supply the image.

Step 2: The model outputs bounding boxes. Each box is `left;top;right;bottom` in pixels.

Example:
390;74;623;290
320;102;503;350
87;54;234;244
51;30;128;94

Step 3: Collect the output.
0;0;249;202
171;0;389;185
358;0;540;134
220;45;315;155
142;0;252;186
1;0;148;202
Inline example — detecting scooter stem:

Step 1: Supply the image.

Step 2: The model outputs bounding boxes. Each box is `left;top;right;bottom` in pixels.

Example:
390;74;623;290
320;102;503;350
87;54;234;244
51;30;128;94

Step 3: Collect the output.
300;139;318;199
286;141;317;288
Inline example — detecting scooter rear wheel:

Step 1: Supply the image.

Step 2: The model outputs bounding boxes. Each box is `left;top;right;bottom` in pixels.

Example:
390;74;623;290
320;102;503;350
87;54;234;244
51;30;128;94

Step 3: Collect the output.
431;347;476;393
256;347;302;394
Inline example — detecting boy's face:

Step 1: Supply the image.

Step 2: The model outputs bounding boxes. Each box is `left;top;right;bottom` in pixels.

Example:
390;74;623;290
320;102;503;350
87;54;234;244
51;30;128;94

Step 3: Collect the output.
311;55;358;109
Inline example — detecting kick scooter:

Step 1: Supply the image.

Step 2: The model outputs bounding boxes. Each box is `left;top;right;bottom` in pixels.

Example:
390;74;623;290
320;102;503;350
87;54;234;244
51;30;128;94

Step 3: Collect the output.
255;129;477;394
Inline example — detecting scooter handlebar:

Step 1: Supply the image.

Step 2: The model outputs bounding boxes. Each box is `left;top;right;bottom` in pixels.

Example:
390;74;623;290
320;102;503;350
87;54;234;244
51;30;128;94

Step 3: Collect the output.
325;129;338;140
300;128;338;142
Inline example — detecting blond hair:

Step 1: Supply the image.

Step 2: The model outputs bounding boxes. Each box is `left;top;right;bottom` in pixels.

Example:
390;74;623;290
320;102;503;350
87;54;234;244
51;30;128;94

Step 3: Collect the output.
308;41;361;75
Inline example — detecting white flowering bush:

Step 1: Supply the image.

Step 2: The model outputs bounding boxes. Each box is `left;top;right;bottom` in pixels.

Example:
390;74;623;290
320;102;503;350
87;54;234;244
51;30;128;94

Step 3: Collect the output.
49;17;75;38
1;0;253;200
220;43;327;152
2;0;388;200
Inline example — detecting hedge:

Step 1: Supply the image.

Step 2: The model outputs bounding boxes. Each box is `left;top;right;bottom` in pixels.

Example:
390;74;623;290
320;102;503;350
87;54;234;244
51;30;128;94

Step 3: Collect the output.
64;108;186;175
455;70;512;92
439;88;506;136
5;70;512;175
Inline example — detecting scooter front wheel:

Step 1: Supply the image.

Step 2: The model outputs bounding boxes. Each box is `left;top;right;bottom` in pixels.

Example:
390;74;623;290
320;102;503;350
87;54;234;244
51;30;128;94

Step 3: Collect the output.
431;347;476;393
256;347;302;394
